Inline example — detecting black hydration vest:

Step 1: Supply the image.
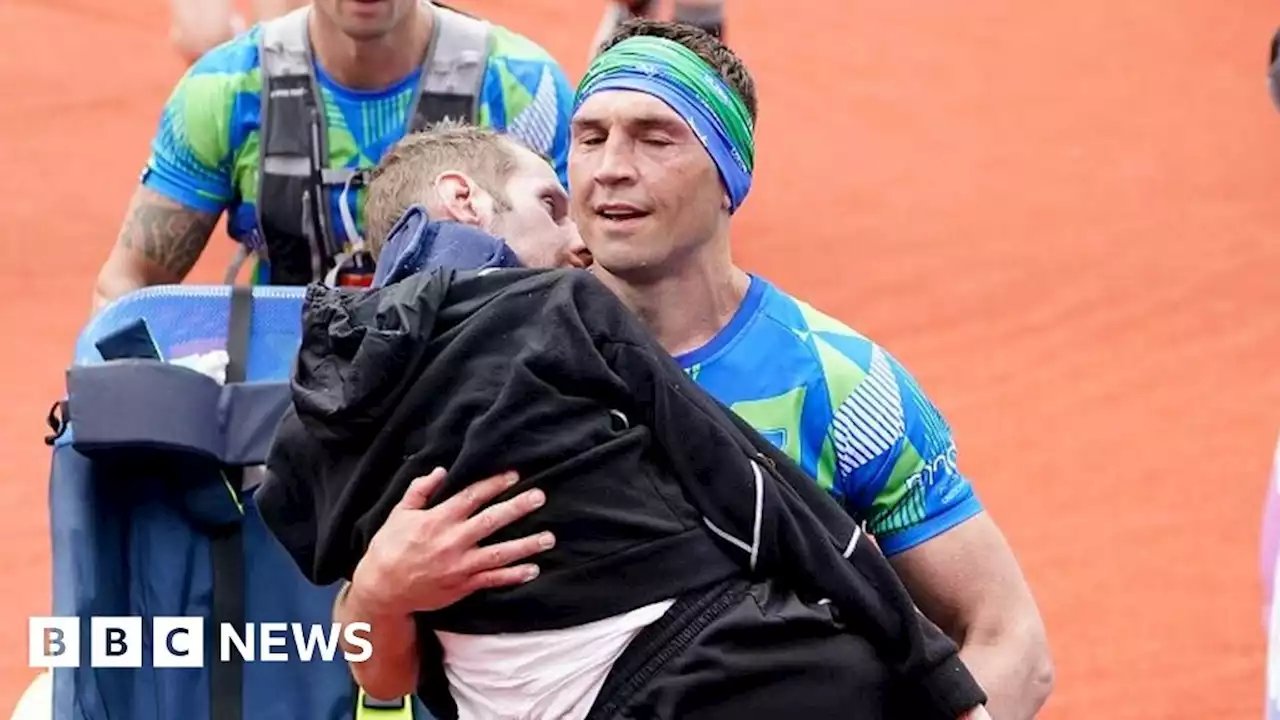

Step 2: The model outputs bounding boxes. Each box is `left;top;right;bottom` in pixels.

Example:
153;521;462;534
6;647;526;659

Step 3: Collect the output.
255;1;492;286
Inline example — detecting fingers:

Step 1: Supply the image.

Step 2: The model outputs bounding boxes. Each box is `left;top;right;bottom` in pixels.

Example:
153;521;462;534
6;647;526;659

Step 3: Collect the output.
464;564;542;594
455;487;547;547
460;531;556;576
397;467;447;510
436;470;521;520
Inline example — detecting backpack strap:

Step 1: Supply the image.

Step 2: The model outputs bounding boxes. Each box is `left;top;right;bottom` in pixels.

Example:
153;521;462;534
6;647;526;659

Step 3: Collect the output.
257;6;337;284
406;2;493;131
209;286;253;720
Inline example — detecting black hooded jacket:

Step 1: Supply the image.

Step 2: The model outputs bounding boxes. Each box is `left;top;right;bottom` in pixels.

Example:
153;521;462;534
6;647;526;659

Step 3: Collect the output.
257;267;985;718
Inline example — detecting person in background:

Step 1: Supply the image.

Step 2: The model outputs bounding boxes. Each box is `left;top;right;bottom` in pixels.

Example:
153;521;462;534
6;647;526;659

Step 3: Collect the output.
93;0;575;313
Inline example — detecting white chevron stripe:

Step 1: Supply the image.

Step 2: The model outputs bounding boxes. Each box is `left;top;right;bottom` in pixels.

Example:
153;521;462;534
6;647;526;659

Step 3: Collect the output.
831;347;906;476
509;66;559;156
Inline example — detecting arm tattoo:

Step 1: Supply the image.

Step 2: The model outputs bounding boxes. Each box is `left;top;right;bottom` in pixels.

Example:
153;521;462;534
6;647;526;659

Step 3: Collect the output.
117;188;220;280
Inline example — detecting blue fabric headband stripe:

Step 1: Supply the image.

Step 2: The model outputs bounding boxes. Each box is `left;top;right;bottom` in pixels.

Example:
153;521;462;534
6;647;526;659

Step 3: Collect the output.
574;69;754;213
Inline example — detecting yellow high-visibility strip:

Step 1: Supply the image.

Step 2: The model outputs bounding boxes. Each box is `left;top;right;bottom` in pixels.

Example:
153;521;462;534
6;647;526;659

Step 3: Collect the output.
354;689;415;720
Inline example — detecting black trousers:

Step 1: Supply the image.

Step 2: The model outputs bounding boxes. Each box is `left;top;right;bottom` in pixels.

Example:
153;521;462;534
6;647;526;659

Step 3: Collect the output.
586;579;924;720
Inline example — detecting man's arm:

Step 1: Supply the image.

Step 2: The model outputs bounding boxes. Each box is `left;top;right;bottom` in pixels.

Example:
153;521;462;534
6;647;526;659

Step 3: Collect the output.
333;578;420;701
95;49;245;314
832;345;1053;720
888;513;1052;720
93;187;219;313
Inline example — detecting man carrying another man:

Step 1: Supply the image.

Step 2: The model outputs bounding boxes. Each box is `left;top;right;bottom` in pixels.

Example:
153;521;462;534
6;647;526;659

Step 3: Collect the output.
316;19;1053;720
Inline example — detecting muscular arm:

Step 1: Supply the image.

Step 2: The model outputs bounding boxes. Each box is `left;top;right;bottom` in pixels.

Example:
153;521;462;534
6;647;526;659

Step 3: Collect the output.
93;187;219;314
98;39;250;314
889;513;1054;720
828;344;1053;718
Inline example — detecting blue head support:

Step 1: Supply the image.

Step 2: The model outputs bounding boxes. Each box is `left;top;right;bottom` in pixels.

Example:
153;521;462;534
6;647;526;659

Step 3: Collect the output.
371;205;525;289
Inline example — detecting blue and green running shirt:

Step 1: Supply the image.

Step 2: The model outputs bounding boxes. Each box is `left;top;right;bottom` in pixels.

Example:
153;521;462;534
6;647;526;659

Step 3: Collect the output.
140;20;573;277
682;275;984;555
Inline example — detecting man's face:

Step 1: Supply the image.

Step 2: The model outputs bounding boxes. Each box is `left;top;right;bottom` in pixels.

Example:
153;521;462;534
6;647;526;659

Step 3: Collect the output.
486;143;591;270
312;0;418;41
568;90;727;281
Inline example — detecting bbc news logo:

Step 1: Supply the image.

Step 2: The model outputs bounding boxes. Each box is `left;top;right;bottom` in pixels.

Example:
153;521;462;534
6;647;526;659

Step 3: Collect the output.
29;617;373;668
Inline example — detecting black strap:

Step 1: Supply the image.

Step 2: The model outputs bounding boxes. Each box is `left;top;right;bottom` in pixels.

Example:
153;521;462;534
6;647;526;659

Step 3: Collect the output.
43;399;67;446
210;286;253;720
225;286;252;385
361;693;407;710
409;93;477;130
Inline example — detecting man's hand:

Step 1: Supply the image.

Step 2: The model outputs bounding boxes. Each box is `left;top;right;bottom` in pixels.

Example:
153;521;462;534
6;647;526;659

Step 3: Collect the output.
348;467;554;617
960;707;992;720
337;467;553;700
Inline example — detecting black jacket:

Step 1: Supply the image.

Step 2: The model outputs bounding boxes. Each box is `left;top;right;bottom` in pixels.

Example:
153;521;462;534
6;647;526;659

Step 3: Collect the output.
258;267;985;717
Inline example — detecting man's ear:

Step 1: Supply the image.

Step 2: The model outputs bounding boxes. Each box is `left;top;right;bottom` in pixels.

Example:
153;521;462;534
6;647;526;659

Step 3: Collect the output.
432;172;495;226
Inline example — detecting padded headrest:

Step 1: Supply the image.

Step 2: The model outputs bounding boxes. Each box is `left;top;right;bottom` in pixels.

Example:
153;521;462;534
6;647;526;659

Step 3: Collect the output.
371;205;524;288
74;286;307;379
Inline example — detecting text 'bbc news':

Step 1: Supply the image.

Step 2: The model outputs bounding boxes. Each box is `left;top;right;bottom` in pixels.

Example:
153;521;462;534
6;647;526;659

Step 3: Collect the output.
29;617;373;668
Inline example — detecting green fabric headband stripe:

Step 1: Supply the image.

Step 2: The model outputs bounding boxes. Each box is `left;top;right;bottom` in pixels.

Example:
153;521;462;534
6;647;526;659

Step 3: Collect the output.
578;35;755;174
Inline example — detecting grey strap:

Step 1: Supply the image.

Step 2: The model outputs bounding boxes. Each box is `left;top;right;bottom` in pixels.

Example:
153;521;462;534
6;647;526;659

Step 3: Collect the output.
407;2;492;130
258;4;323;181
259;6;312;79
257;4;334;280
426;5;491;97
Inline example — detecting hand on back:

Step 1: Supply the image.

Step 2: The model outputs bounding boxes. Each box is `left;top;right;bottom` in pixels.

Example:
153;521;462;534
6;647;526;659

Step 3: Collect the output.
349;467;554;616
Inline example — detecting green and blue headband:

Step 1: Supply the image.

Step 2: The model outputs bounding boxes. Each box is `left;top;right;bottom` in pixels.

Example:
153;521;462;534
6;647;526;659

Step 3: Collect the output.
574;36;756;213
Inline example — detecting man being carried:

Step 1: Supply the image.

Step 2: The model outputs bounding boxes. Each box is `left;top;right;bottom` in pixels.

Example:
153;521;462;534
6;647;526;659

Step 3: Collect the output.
360;120;591;272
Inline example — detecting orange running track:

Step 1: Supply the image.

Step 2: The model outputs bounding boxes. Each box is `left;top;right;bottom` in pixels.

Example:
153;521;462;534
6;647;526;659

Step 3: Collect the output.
2;1;1279;717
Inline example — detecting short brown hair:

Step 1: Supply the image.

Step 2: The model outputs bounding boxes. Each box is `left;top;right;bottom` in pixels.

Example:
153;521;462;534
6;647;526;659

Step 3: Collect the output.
363;120;520;255
598;18;758;123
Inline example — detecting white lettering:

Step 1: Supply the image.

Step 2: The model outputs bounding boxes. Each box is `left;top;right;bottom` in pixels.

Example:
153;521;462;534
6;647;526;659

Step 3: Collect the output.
342;622;373;663
220;623;255;662
291;622;342;662
259;622;289;661
905;443;960;492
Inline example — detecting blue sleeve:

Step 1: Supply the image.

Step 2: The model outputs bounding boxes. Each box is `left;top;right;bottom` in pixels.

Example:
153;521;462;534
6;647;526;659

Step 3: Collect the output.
546;61;574;188
830;345;984;556
139;58;242;214
494;56;574;189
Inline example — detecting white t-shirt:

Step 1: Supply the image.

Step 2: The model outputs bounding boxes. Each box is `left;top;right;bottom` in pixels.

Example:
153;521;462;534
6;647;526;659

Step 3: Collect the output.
434;599;676;720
